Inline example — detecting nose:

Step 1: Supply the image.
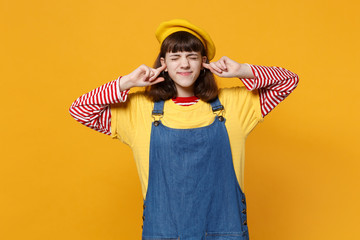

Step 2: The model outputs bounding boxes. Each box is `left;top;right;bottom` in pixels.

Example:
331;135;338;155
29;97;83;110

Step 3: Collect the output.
180;57;190;68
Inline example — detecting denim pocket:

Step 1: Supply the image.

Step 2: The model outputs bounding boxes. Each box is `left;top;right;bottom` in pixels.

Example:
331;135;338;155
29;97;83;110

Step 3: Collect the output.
205;232;245;240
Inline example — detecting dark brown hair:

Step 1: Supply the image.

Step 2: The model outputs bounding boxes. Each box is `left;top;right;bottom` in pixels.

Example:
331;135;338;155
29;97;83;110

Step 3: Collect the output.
145;31;218;102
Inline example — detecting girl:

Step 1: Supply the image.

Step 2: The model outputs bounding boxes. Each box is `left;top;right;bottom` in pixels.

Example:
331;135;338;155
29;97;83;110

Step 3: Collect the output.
69;19;299;240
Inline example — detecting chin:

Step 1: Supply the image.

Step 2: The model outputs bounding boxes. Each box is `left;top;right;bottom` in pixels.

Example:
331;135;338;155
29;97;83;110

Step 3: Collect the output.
175;79;196;88
175;76;199;84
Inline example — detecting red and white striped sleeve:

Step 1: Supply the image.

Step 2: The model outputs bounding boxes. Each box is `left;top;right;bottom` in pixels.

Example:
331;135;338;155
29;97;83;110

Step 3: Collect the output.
69;77;130;135
240;64;299;117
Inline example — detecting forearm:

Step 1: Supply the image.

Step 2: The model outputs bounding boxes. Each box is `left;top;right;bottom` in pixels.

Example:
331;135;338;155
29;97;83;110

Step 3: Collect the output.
239;64;299;91
69;77;129;135
239;64;299;117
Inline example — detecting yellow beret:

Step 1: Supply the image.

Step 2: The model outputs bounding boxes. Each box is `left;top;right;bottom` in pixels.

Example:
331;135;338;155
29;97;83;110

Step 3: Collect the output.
155;19;216;61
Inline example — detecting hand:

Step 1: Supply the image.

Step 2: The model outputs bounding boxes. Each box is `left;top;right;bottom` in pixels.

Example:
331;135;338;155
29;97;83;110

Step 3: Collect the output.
202;56;243;78
120;64;167;91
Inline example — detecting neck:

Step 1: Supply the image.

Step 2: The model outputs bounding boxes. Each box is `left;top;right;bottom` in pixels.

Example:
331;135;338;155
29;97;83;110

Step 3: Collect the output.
175;85;195;97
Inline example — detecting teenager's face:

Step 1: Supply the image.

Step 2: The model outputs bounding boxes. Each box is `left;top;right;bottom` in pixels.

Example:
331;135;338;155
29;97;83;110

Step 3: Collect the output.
161;51;207;96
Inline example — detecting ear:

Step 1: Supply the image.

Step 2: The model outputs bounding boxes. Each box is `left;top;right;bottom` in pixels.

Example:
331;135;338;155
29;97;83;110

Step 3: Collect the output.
201;56;208;69
160;57;167;71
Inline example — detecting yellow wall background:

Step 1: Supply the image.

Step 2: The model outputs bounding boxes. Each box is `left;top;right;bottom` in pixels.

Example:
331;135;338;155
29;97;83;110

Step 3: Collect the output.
1;0;359;239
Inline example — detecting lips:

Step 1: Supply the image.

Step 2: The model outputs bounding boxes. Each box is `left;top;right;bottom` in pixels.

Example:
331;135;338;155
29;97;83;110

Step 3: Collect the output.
177;72;192;76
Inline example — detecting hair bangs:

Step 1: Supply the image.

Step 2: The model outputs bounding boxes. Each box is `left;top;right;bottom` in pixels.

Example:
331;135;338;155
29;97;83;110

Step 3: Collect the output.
161;31;206;56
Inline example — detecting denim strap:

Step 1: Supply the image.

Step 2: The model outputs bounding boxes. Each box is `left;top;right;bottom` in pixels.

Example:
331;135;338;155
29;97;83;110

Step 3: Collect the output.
152;100;165;116
209;97;224;112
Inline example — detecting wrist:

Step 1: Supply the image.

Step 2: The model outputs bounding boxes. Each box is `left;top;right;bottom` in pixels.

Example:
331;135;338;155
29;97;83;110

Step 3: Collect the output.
236;63;255;79
119;75;132;91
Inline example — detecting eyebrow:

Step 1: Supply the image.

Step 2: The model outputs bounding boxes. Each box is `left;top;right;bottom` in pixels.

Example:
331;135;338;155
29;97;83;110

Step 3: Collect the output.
168;53;199;57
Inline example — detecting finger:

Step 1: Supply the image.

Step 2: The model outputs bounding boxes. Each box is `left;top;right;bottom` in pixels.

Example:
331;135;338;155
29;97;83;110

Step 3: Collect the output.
214;62;226;71
141;67;151;82
149;64;167;81
157;64;167;72
149;69;155;78
203;62;222;76
202;62;211;69
149;77;165;85
205;64;220;75
147;67;154;79
220;59;227;71
149;69;162;82
210;62;222;73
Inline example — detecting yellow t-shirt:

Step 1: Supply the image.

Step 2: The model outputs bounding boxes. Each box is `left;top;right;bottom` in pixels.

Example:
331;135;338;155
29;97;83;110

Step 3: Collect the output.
111;87;264;200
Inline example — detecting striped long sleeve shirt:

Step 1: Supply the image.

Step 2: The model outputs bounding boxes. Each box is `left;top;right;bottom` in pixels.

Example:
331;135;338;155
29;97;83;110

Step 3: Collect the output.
69;64;299;135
